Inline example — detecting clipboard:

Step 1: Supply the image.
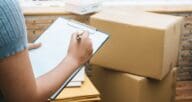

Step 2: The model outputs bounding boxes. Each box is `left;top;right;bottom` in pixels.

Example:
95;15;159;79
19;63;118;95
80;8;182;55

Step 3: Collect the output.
29;17;109;100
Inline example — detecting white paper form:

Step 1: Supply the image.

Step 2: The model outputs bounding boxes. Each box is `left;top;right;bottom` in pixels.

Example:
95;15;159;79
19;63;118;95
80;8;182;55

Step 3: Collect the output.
29;17;109;87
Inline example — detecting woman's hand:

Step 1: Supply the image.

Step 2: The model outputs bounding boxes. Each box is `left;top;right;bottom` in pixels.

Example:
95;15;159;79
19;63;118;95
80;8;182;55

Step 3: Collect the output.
67;31;93;67
28;43;42;50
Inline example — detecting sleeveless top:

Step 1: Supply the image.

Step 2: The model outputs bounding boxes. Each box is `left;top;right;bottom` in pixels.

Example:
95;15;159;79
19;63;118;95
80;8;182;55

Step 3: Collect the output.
0;0;27;101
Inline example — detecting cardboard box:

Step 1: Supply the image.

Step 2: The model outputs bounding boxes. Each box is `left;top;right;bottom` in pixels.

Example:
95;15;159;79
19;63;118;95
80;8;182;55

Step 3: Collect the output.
90;10;182;80
88;65;176;102
52;75;100;102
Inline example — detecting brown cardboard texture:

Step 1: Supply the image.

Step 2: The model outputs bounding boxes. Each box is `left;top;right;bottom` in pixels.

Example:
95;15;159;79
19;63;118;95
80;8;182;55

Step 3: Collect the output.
90;10;182;80
89;65;176;102
52;76;100;102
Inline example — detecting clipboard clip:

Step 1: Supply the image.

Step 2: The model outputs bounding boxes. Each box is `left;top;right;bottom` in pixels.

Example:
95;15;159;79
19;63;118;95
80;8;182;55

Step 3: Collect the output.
67;19;97;34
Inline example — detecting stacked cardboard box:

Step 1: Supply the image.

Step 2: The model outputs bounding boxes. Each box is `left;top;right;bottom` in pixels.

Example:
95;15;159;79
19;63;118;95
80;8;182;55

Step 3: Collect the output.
90;10;182;80
88;65;176;102
51;75;100;102
87;9;182;102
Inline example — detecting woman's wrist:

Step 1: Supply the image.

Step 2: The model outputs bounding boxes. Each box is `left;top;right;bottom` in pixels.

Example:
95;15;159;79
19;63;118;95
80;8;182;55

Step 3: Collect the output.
64;55;80;70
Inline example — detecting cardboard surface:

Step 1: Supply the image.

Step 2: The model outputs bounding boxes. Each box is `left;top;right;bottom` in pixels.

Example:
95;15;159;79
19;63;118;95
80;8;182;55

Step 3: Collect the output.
53;97;100;102
90;10;182;80
89;65;177;102
54;75;100;101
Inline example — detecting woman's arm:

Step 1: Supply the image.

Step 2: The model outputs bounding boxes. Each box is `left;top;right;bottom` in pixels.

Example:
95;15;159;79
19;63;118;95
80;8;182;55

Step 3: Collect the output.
0;32;92;102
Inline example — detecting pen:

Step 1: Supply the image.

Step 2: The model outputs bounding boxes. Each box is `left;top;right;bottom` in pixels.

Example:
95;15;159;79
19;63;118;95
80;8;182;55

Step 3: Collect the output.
76;30;84;42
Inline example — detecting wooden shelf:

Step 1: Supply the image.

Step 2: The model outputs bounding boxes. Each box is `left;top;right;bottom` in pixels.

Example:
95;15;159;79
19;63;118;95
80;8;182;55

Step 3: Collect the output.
176;81;192;102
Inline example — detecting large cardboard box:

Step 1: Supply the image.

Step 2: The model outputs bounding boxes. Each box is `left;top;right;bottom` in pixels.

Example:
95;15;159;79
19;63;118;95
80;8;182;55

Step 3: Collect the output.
90;10;182;80
88;65;176;102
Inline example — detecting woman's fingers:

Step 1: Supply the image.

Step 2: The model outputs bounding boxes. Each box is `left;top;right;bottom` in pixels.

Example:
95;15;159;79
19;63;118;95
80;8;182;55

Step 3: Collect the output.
28;43;42;50
67;30;93;66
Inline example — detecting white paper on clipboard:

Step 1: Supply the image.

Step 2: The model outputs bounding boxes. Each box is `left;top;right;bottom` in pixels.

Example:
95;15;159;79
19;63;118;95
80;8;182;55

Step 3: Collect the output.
29;17;109;88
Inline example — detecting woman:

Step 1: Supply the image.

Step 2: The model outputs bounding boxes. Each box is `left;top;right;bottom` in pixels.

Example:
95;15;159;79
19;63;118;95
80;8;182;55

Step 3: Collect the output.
0;0;93;102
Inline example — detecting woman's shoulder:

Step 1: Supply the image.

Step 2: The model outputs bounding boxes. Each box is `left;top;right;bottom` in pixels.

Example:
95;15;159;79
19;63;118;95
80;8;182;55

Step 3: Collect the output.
0;0;27;59
0;0;19;8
